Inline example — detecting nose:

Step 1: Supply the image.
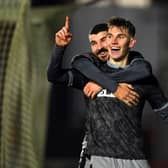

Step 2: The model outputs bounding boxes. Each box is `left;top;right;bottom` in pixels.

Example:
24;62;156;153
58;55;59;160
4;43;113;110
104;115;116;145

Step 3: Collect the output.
111;37;118;44
107;37;117;47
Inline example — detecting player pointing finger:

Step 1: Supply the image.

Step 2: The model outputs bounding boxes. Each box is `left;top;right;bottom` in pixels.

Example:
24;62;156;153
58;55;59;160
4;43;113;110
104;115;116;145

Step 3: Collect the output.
55;16;72;46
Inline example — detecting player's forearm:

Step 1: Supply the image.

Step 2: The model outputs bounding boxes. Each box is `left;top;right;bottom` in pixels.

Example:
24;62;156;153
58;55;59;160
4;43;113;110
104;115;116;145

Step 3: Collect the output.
47;45;65;82
47;46;87;89
154;102;168;122
72;56;118;92
106;59;152;83
146;75;168;109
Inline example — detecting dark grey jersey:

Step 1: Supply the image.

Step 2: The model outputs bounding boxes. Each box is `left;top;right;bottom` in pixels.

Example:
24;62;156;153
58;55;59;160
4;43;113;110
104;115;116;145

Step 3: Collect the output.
84;61;167;159
86;93;146;159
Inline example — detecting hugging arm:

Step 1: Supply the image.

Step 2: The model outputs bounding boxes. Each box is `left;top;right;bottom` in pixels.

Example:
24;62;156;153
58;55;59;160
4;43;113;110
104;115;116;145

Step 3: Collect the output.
72;54;152;93
47;46;140;106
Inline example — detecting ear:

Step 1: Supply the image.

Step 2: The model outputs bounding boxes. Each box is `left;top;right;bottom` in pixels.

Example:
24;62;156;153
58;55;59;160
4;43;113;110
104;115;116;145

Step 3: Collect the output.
129;38;136;48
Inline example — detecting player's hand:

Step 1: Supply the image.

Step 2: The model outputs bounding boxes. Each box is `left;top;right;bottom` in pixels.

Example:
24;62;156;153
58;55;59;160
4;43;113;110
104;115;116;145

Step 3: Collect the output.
55;16;72;47
83;82;103;99
114;83;140;106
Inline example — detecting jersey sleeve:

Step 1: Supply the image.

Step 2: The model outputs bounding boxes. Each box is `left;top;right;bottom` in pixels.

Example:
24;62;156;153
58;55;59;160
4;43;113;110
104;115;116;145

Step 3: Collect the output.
144;75;168;122
72;56;118;93
154;103;168;122
107;59;152;83
47;45;87;89
71;53;152;92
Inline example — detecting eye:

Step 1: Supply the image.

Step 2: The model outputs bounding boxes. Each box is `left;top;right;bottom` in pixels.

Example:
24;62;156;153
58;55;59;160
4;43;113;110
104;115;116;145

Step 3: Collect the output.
101;37;107;42
90;41;96;46
107;34;112;39
118;34;126;39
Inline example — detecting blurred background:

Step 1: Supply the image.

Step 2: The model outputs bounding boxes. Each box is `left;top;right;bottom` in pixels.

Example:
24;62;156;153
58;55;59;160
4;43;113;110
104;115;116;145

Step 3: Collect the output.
0;0;168;168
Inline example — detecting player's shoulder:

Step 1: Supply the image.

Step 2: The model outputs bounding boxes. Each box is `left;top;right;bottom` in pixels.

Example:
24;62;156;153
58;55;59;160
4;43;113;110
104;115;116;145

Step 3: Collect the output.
71;52;95;63
129;50;144;60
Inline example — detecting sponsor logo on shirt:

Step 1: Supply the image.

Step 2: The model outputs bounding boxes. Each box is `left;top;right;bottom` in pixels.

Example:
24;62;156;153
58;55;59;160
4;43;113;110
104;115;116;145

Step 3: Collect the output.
97;89;115;98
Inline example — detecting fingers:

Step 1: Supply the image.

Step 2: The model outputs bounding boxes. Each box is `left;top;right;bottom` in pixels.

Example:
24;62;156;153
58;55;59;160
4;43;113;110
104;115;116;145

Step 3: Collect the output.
124;96;139;106
89;91;97;99
127;90;139;100
120;83;140;104
122;96;137;107
124;90;140;106
55;16;72;46
120;83;136;91
129;90;140;99
114;84;140;107
56;27;71;40
56;16;71;40
55;27;72;46
83;85;97;99
125;84;134;90
83;87;94;99
124;100;133;107
65;16;70;31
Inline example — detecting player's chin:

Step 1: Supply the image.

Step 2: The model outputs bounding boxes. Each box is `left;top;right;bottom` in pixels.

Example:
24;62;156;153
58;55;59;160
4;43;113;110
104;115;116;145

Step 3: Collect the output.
109;52;122;60
100;57;108;62
98;54;108;61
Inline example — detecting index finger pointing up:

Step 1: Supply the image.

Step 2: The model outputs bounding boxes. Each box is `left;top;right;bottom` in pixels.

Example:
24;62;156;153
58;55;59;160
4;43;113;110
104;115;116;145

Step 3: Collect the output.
65;16;70;31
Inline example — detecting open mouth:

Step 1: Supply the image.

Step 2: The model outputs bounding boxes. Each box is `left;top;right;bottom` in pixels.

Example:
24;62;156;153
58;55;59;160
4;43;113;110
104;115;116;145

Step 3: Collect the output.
111;47;120;51
97;48;108;54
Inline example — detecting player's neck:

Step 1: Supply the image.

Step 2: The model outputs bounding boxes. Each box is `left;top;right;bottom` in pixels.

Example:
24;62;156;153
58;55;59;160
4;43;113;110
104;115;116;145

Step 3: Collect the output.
109;55;128;67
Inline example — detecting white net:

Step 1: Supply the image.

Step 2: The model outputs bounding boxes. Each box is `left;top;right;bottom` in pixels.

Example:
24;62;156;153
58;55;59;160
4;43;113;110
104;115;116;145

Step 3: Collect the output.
0;0;41;167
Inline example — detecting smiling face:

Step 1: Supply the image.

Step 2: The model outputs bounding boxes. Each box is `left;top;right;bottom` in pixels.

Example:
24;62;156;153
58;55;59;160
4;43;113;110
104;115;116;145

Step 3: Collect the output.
107;26;136;64
89;31;109;62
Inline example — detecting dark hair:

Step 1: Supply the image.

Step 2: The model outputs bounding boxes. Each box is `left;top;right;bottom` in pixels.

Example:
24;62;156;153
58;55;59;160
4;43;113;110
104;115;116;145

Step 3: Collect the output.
108;16;136;37
89;23;108;35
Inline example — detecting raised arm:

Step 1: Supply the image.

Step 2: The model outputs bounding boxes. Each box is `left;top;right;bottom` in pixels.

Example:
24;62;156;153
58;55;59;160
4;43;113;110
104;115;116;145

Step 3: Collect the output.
47;45;71;85
47;16;87;89
47;16;72;85
72;54;118;92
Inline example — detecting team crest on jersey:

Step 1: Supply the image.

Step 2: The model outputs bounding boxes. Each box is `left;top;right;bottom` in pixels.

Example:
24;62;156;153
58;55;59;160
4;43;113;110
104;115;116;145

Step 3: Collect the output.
97;89;115;98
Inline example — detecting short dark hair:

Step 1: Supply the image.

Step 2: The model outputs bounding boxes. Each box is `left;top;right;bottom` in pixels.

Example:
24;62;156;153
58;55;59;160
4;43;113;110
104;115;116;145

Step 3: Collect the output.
89;23;108;35
108;16;136;37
